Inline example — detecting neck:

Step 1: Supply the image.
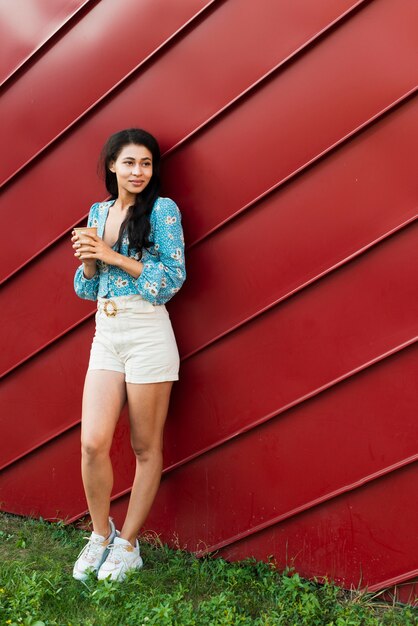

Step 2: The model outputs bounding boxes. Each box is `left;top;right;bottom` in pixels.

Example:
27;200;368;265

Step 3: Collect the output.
115;190;136;211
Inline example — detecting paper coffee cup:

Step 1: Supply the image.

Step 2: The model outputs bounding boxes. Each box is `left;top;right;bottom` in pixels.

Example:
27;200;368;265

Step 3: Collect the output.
74;226;97;238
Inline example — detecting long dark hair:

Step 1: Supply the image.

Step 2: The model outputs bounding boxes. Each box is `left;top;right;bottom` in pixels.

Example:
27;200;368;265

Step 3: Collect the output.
99;128;160;256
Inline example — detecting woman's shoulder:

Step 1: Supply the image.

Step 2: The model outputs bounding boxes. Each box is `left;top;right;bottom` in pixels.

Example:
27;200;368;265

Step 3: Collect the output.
89;200;113;214
153;196;179;210
152;196;181;219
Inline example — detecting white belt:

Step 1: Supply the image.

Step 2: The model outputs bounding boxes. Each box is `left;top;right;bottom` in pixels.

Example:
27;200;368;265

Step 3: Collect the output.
97;295;155;317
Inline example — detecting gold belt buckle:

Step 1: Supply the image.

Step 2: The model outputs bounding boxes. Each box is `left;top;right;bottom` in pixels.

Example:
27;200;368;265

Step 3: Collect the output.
103;300;118;317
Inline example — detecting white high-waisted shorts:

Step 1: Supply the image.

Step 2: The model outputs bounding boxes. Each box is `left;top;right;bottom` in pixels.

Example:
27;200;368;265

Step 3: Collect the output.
88;295;180;383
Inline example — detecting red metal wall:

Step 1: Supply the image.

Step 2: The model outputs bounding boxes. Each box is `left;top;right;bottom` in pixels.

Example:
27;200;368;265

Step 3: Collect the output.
1;0;417;602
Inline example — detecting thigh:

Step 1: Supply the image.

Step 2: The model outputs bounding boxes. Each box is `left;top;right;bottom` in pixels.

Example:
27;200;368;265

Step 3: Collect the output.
126;382;174;451
81;370;127;451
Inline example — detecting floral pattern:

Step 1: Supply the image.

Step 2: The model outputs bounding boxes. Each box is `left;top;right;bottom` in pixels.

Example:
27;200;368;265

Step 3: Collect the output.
74;197;186;305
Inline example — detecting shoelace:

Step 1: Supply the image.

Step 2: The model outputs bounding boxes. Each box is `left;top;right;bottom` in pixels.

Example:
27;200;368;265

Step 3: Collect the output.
105;542;131;565
77;535;105;561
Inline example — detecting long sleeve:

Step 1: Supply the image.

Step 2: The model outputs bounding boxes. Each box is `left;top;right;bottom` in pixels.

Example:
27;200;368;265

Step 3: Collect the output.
134;197;186;305
73;203;100;301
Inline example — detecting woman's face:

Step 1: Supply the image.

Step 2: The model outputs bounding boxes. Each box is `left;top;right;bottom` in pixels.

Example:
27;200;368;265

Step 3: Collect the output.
109;143;153;198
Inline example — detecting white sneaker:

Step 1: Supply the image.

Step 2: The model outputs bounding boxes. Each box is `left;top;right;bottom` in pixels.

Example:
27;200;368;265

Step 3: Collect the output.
97;536;143;581
72;518;118;581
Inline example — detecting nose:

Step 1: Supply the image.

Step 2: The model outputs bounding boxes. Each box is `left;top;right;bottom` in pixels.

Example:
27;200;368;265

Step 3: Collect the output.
132;163;141;176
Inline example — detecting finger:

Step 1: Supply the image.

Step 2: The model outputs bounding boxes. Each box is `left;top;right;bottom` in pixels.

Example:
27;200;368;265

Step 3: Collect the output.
75;252;95;259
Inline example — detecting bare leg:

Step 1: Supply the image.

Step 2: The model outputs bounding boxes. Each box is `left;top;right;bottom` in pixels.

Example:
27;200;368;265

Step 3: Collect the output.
120;381;173;545
81;370;126;537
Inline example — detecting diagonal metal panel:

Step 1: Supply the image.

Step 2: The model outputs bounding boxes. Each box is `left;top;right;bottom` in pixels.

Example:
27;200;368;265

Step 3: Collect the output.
0;0;215;183
4;3;416;282
0;0;91;86
0;0;362;186
1;340;417;526
214;463;418;590
1;225;417;491
1;96;417;375
1;334;415;475
0;241;96;375
0;321;92;470
3;0;408;282
2;84;416;291
0;0;372;275
172;100;418;355
162;3;418;242
3;86;415;300
157;225;418;470
140;349;418;553
109;345;418;553
182;87;417;251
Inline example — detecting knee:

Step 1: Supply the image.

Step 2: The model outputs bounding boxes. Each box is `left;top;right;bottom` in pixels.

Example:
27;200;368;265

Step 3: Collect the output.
81;436;110;460
131;440;162;463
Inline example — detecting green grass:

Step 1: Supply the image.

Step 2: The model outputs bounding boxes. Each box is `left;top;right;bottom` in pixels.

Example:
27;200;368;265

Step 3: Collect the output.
0;513;416;626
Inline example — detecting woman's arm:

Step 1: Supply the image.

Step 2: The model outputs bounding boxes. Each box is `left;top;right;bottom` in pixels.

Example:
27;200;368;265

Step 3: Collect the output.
133;198;186;305
73;204;100;300
74;233;144;278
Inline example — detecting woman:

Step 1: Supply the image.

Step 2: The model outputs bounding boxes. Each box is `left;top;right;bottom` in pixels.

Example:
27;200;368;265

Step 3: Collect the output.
71;128;185;582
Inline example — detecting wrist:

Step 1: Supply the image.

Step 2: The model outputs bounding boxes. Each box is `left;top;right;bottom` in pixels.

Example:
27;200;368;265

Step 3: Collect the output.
110;250;122;268
82;261;97;279
117;254;144;280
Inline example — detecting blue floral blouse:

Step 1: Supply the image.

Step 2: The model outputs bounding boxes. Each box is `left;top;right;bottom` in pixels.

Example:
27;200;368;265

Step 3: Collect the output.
74;197;186;305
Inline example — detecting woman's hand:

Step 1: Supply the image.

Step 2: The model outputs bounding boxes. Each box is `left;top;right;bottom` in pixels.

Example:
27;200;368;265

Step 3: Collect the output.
72;231;119;266
71;230;144;279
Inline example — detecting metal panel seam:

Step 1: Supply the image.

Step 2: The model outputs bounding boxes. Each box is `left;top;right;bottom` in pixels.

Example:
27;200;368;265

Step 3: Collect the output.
187;87;418;251
195;454;418;557
164;0;371;159
367;570;418;593
181;216;418;361
162;339;418;478
0;0;95;89
0;311;93;380
66;455;418;549
192;457;418;558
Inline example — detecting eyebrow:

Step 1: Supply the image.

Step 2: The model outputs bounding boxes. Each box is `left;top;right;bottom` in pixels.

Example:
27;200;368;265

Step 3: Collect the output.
122;156;152;161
